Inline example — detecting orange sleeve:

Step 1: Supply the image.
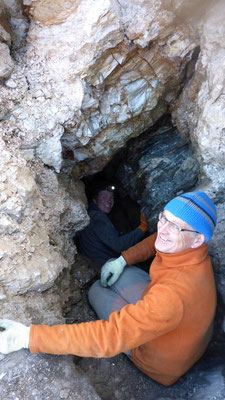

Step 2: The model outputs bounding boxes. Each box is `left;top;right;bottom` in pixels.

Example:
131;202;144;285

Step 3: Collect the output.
122;232;157;265
29;283;183;357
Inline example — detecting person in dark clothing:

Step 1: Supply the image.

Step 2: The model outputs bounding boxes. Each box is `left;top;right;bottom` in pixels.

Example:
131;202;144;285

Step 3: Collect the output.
78;184;148;267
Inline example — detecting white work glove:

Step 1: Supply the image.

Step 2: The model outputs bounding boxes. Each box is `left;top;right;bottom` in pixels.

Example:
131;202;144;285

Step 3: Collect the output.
101;256;127;287
0;319;30;354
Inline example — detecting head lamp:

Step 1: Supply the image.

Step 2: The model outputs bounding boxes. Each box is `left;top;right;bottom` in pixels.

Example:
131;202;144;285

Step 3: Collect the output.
106;185;116;192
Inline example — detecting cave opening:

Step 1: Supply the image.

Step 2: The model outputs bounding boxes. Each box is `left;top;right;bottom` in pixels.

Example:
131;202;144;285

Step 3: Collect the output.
80;112;200;238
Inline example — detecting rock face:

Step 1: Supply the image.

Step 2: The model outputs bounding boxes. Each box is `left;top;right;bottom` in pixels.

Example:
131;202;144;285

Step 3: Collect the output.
0;137;87;298
2;0;201;175
0;0;208;300
173;0;225;301
0;352;101;400
0;0;225;399
114;124;200;226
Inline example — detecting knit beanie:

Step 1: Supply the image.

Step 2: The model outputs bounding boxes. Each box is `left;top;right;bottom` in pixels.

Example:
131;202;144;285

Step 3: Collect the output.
164;191;217;242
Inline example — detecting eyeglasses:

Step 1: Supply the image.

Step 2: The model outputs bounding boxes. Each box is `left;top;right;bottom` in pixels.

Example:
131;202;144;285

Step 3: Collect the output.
158;212;200;235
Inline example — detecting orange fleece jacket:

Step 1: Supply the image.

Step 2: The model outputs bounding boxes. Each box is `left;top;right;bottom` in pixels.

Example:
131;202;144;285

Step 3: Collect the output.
29;233;216;386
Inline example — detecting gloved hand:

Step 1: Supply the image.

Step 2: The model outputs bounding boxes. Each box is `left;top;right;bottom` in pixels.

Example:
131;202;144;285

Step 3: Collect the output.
0;319;30;354
101;256;127;287
138;212;148;232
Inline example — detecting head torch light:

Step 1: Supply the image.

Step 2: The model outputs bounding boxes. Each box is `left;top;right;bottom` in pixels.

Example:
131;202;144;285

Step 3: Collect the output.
106;185;116;192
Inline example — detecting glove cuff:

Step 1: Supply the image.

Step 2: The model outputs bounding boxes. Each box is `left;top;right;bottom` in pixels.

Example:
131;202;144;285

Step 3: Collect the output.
117;255;126;268
24;326;31;349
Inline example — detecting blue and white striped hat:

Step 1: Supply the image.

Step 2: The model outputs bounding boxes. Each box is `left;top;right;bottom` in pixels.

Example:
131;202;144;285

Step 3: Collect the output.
164;191;217;242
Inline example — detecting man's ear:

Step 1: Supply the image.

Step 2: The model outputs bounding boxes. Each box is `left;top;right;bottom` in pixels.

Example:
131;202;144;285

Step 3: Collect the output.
191;234;205;248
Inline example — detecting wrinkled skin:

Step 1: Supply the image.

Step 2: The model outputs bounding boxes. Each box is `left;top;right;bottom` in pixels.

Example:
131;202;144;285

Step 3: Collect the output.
155;210;205;254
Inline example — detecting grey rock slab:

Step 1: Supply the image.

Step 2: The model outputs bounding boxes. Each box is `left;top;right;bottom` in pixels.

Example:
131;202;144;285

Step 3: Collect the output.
0;351;100;400
115;125;200;228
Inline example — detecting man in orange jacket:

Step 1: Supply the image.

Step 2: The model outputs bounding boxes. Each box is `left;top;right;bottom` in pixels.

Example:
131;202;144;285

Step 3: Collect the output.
0;191;217;386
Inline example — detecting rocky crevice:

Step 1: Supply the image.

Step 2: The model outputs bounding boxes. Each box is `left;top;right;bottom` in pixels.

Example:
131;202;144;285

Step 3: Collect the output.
0;0;225;398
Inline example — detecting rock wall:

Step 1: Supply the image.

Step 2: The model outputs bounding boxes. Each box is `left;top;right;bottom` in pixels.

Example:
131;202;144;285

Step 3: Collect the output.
0;1;225;398
2;0;202;175
0;0;223;315
0;0;210;301
114;125;200;226
173;0;225;300
0;0;222;321
0;136;87;298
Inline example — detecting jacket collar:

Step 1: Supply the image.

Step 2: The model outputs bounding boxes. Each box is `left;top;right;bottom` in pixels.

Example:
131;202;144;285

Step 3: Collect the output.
155;243;208;267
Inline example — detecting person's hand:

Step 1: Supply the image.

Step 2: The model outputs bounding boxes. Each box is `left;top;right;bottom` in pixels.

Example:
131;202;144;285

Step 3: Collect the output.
138;212;148;232
0;319;30;354
101;256;127;287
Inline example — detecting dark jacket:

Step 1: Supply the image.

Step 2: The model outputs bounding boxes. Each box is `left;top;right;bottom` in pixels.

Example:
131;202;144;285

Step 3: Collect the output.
78;202;144;266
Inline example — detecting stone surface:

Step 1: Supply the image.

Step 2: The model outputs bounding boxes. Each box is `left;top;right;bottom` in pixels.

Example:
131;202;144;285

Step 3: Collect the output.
114;124;200;228
0;137;88;297
0;2;14;78
65;29;198;177
27;0;80;26
0;0;224;399
0;352;100;400
173;0;225;305
0;42;14;78
0;0;202;174
75;343;225;400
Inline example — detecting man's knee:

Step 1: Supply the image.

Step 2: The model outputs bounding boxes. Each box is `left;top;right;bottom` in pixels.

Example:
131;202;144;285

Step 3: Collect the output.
111;266;149;290
88;280;101;305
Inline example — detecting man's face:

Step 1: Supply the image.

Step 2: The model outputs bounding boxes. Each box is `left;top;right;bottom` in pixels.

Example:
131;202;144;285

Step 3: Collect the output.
95;190;114;214
155;210;203;254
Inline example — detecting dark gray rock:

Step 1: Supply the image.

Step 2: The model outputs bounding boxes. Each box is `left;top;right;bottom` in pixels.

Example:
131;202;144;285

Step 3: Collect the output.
115;125;200;231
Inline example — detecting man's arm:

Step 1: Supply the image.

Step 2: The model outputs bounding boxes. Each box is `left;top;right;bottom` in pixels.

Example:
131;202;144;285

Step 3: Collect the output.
94;213;145;253
122;232;157;265
100;233;157;287
28;283;183;357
